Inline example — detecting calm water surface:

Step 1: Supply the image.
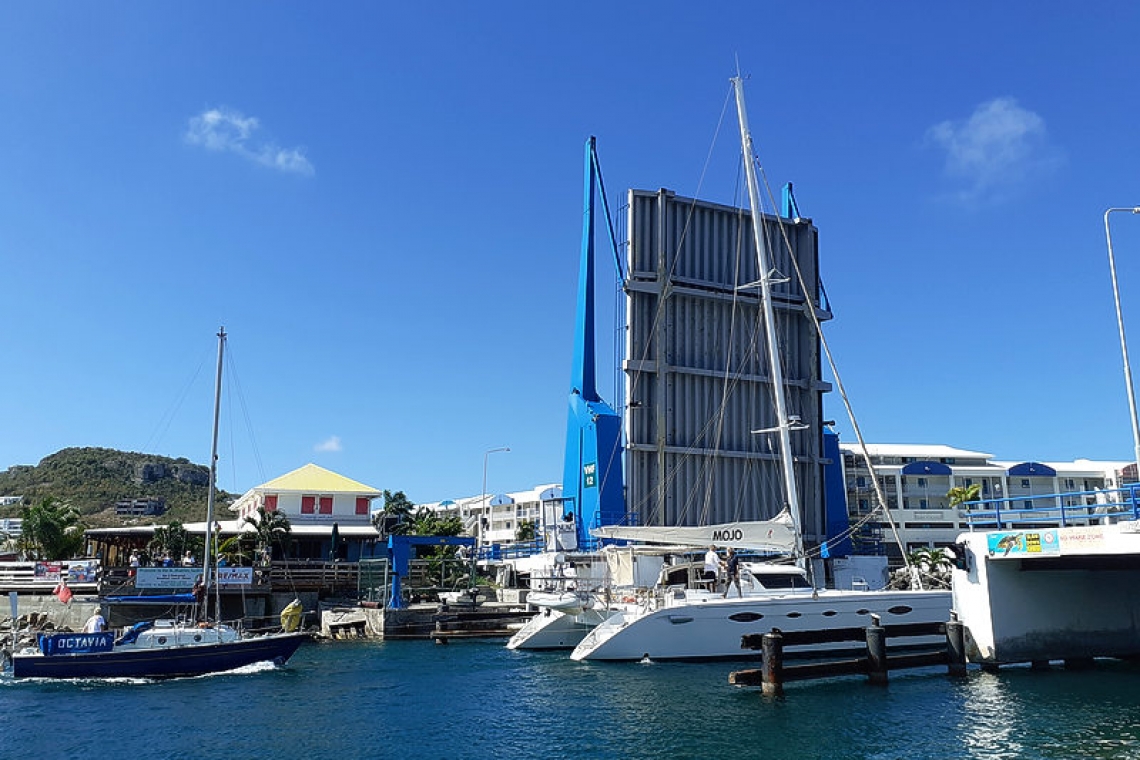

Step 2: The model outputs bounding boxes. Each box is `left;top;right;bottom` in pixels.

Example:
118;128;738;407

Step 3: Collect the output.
4;639;1140;759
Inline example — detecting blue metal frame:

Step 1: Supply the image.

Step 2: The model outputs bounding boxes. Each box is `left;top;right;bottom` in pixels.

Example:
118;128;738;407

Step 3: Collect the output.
961;486;1140;530
561;137;624;548
386;534;475;610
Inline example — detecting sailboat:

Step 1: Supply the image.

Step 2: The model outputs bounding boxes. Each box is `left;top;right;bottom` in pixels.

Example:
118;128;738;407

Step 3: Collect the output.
568;76;951;662
11;328;310;679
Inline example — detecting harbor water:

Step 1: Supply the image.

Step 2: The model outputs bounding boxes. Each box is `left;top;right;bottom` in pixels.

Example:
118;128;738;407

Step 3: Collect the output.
4;639;1140;759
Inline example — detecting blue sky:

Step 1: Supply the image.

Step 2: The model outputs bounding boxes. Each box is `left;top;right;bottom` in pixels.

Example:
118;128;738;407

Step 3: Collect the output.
3;3;1140;505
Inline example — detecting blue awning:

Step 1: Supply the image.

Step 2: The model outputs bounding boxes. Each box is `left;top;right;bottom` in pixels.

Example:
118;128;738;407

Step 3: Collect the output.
1007;462;1057;477
901;461;952;476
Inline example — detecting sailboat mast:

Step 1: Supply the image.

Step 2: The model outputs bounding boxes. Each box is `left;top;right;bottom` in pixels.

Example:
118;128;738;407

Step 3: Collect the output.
732;77;805;558
204;326;225;621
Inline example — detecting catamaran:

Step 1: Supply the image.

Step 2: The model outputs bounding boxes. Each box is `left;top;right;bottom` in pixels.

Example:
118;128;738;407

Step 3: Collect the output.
568;75;951;662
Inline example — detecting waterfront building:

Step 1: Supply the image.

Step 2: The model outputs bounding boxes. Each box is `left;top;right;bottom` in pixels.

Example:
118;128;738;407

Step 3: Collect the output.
839;442;1132;556
419;485;563;547
227;463;383;561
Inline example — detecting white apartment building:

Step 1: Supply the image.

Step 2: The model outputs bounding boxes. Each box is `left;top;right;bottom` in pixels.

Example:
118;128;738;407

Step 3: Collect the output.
840;443;1133;555
421;484;563;547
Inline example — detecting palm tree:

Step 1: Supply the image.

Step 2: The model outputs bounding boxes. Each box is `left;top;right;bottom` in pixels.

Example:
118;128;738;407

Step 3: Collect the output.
904;546;953;589
148;521;202;564
515;519;536;543
18;497;86;560
244;506;292;562
947;483;982;509
372;490;415;536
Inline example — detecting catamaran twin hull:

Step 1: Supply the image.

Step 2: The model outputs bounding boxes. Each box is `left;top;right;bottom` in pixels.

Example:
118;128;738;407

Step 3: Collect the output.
12;630;310;679
569;589;952;661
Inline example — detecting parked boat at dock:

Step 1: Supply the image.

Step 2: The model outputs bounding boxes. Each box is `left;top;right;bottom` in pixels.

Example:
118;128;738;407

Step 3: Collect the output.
567;74;951;662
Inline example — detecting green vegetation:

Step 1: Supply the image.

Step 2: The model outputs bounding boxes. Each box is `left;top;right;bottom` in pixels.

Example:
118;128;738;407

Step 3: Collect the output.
372;489;416;535
947;483;981;508
147;521;203;564
515;519;536;542
18;497;87;560
0;447;231;527
243;506;293;562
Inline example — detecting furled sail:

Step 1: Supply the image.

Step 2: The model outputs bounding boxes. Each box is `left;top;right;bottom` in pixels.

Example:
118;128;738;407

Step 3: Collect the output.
590;509;797;552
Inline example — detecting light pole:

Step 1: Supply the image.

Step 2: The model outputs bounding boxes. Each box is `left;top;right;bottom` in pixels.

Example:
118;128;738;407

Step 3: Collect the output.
472;446;509;587
1104;207;1140;483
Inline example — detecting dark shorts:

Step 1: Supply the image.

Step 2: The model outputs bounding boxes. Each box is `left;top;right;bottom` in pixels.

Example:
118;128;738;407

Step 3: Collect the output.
702;570;717;580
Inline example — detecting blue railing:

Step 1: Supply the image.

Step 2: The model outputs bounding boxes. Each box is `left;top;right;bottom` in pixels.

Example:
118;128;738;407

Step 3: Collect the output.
962;485;1140;530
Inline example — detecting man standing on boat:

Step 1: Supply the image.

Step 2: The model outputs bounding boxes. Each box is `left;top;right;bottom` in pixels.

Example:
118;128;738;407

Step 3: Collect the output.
83;609;106;632
703;545;720;592
722;547;742;598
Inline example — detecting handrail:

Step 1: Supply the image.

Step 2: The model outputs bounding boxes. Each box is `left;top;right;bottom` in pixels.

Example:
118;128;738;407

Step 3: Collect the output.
960;485;1140;529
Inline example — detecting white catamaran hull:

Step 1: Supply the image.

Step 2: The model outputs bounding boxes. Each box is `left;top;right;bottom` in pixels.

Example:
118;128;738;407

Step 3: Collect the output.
507;604;613;650
569;589;952;661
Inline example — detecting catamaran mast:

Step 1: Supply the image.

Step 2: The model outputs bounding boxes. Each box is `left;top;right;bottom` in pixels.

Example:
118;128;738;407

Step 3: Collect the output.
204;326;225;622
732;77;805;559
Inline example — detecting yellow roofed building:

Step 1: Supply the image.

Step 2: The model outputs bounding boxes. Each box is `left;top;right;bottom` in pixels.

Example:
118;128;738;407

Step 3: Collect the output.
229;463;382;528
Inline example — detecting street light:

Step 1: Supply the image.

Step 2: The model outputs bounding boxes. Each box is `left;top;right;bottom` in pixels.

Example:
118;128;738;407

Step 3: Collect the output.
471;446;509;586
1105;207;1140;482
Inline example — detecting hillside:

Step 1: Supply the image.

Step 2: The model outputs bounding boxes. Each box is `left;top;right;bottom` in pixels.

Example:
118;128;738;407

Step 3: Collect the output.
0;447;234;527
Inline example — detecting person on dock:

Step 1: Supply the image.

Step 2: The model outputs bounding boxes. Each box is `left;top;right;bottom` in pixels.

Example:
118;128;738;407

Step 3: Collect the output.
703;545;720;592
722;547;742;598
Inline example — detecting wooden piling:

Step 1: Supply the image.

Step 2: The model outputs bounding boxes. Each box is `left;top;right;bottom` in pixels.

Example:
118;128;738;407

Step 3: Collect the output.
761;631;784;697
865;616;888;684
946;619;967;676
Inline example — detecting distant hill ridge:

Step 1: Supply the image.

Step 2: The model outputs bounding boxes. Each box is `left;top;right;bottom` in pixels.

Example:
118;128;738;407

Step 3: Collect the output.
0;447;233;526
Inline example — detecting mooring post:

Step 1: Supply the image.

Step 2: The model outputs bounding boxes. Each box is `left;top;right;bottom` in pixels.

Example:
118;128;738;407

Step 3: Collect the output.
866;614;888;684
946;613;967;677
761;630;784;697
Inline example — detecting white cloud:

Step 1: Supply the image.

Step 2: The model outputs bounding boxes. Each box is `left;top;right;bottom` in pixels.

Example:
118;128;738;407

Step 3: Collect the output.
314;436;342;453
185;107;314;177
926;97;1063;202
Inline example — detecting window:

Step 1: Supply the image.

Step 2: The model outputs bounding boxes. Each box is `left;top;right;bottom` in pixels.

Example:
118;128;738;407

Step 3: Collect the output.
355;497;369;515
264;494;278;512
319;496;333;515
919;499;928;509
917;477;927;488
1024;500;1034;509
1065;479;1075;489
301;496;316;514
1021;479;1030;488
964;478;973;487
856;476;866;488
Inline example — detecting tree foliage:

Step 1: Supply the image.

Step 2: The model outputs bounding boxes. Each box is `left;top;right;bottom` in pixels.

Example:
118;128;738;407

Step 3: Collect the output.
515;519;536;542
18;497;87;560
409;507;464;537
947;483;982;509
148;521;203;563
372;490;416;536
244;506;293;561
